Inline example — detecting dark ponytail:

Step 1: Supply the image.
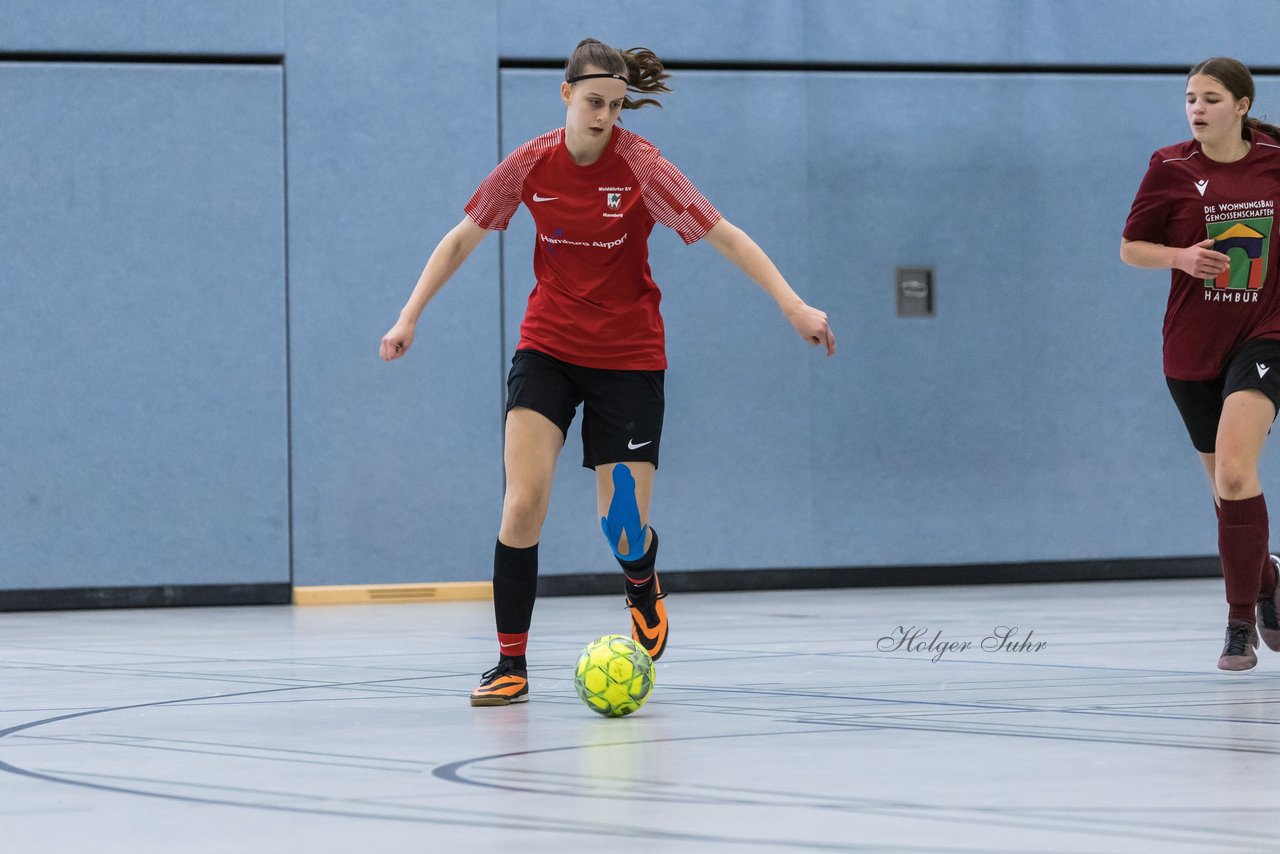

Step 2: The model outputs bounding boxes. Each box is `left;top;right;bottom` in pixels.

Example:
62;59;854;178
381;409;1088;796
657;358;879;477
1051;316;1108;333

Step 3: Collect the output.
1189;57;1280;142
565;38;671;110
1246;116;1280;144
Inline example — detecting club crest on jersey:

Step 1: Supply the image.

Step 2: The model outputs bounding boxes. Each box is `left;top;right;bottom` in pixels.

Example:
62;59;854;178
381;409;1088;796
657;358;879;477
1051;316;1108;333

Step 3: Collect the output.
606;192;622;209
1203;213;1273;292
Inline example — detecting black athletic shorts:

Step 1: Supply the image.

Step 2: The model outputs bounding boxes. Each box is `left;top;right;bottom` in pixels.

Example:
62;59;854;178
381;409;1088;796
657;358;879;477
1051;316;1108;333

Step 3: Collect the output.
505;349;664;470
1166;338;1280;453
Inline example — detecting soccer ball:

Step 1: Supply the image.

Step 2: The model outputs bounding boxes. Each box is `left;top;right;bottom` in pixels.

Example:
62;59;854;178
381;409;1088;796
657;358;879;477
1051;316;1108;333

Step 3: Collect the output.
573;634;654;717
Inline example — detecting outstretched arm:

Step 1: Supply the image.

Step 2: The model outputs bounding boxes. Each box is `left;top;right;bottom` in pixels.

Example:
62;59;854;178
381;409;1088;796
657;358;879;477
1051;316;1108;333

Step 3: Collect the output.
703;218;835;356
380;216;491;361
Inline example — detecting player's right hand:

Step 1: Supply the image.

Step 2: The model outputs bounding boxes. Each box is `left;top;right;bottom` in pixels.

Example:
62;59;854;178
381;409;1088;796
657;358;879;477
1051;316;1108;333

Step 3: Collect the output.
380;320;415;361
1175;238;1231;278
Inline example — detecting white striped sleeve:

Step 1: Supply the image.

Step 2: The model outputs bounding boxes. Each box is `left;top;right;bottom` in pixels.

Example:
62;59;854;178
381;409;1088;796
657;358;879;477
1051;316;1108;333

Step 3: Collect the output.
464;132;558;230
631;153;721;244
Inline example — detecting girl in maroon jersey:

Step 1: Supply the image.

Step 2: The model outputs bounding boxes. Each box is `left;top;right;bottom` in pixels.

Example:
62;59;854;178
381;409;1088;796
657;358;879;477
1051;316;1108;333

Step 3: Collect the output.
380;38;834;704
1122;57;1280;670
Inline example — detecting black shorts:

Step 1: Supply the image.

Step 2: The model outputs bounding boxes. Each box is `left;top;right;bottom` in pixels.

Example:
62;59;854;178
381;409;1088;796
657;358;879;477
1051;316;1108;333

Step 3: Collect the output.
1166;338;1280;453
505;349;664;470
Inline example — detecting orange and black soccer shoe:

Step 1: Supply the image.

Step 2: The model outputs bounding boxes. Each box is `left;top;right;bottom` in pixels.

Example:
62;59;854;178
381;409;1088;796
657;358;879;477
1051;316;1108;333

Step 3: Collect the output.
627;574;668;662
469;660;529;706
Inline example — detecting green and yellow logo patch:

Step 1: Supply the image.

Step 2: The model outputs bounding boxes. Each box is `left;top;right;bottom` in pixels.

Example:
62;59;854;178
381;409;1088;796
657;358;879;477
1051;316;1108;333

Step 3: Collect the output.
1206;216;1272;289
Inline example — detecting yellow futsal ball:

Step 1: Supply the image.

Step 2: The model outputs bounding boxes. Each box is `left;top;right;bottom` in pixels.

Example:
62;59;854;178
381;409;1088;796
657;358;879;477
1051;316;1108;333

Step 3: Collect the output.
573;634;654;717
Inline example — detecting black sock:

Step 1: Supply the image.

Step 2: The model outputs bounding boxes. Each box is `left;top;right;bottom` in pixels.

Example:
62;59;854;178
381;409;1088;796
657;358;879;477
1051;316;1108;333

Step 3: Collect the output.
493;539;539;654
618;528;659;597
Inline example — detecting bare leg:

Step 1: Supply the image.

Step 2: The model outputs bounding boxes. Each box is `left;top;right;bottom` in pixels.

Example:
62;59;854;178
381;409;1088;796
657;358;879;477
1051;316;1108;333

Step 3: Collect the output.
470;407;566;706
1213;390;1274;501
499;407;565;547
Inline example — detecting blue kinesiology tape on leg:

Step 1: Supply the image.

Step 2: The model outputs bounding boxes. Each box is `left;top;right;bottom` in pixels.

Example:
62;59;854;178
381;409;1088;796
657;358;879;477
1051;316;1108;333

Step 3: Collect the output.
601;464;648;561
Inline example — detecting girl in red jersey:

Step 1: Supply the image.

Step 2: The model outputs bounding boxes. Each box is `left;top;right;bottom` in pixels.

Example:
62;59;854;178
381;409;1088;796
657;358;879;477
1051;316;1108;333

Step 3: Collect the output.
380;38;834;704
1122;57;1280;671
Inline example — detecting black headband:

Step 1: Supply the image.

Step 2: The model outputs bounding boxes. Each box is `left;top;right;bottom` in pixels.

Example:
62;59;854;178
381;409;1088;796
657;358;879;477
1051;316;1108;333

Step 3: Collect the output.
566;72;628;84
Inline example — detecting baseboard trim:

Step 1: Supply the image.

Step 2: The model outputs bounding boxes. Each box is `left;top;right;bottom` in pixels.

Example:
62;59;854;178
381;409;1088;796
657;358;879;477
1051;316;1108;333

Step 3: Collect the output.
535;556;1222;597
0;558;1220;612
0;583;292;612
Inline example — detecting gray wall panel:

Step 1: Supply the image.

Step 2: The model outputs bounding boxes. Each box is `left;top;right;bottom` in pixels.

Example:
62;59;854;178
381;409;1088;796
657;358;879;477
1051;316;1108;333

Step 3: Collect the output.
7;2;1277;598
498;67;1280;574
0;0;283;54
499;69;823;574
498;1;1280;67
1;63;287;588
285;1;503;585
807;71;1280;567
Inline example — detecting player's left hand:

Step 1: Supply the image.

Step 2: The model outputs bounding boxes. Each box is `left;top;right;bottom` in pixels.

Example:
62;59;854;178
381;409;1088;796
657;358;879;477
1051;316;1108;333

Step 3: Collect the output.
787;303;835;356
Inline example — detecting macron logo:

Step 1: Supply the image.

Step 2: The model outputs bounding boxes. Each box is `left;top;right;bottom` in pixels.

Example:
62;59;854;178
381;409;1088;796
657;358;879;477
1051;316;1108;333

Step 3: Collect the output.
1258;363;1271;378
532;193;558;202
1195;179;1209;196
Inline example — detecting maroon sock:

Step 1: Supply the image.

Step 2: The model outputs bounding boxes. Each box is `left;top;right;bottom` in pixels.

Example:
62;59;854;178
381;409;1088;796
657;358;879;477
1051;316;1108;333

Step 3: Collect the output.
1219;494;1269;622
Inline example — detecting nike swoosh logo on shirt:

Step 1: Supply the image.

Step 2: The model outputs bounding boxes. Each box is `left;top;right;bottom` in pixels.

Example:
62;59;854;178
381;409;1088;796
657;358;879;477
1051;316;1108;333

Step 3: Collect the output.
627;439;653;450
532;193;558;202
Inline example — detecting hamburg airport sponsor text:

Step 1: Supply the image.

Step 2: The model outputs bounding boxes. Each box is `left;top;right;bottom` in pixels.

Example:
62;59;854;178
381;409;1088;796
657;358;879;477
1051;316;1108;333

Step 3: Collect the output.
540;232;628;250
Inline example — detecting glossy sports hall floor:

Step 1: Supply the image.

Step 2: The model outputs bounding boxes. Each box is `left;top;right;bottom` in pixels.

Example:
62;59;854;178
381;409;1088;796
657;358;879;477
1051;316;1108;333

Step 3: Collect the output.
2;578;1277;853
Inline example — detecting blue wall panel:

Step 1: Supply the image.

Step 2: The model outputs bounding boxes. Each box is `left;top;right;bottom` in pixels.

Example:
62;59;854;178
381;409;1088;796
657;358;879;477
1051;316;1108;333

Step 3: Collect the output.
8;1;1280;598
285;1;504;585
499;67;1280;574
0;0;283;55
801;71;1270;568
498;1;1280;67
804;1;1280;66
499;70;821;574
0;63;287;588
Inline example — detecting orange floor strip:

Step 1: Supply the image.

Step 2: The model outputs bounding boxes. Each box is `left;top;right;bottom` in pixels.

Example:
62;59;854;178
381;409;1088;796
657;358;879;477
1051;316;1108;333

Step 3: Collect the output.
293;581;493;605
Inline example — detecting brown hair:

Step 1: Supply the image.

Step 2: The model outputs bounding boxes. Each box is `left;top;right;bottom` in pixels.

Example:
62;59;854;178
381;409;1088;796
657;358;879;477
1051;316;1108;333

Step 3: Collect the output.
565;38;671;110
1189;57;1280;141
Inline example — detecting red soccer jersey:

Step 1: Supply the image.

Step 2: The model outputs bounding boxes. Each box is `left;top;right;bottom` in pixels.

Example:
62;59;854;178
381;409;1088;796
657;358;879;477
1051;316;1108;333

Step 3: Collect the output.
1124;131;1280;379
465;127;721;370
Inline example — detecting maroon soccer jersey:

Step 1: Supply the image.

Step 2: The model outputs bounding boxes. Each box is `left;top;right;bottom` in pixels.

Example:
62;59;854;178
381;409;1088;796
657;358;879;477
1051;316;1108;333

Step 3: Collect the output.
1124;131;1280;379
465;127;721;370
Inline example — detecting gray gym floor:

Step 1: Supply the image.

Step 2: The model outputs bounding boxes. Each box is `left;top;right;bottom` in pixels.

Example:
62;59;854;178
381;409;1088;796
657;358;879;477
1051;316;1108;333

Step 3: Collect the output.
2;578;1278;853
